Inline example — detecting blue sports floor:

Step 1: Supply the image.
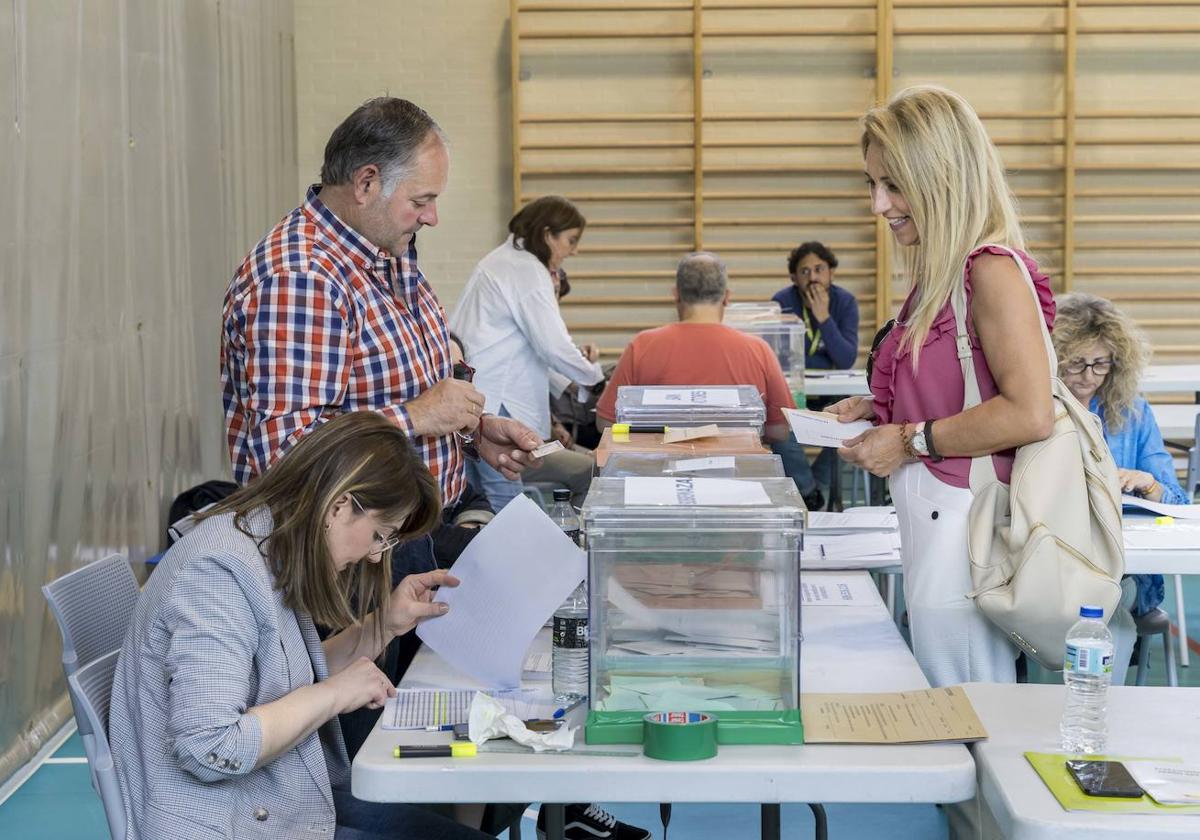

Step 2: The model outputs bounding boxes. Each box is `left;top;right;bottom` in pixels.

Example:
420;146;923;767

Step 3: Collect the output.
5;575;1198;840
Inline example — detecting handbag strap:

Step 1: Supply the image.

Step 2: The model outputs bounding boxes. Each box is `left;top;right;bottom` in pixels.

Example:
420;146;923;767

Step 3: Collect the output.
950;244;1057;494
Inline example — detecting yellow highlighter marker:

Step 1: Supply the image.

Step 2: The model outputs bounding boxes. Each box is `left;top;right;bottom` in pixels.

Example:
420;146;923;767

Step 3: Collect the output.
393;743;477;759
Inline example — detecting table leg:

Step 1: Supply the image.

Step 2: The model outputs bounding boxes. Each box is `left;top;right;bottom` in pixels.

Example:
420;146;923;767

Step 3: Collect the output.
543;803;565;840
760;803;780;840
829;454;844;512
1174;574;1190;667
808;803;829;840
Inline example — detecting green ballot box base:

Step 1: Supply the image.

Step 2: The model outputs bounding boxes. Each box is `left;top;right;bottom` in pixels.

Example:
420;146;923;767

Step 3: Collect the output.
585;709;804;746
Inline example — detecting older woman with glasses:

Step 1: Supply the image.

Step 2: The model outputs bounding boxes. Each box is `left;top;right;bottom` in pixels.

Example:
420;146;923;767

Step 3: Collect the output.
1053;292;1189;630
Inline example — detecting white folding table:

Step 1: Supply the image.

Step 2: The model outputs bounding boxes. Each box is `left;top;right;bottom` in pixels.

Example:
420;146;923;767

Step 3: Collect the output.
964;682;1200;839
1140;364;1200;399
352;571;975;840
799;370;869;398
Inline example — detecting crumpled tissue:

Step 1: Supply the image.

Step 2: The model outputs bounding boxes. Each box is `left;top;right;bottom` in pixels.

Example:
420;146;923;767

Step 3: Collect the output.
467;691;577;752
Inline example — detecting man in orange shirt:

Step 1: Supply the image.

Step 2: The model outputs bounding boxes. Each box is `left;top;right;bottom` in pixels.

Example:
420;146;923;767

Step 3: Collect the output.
596;252;824;509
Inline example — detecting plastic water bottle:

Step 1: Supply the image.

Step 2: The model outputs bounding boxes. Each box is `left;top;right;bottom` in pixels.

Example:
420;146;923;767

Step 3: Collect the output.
1060;605;1114;754
548;489;588;702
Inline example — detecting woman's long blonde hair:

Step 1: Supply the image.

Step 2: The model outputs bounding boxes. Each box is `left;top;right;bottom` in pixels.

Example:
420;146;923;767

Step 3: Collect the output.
1052;292;1149;433
862;85;1026;361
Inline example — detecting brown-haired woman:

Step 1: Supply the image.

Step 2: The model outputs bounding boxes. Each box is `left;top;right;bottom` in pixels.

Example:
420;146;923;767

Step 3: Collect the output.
110;411;491;840
451;195;604;512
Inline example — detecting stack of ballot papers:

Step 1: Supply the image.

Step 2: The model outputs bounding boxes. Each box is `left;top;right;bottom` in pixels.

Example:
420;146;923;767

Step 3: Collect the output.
802;507;901;570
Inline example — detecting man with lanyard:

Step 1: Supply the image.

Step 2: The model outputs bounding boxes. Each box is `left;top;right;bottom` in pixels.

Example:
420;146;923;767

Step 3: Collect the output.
221;97;650;840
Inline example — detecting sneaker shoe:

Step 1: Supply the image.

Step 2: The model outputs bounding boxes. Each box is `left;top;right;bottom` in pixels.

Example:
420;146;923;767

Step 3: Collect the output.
536;803;652;840
802;487;826;512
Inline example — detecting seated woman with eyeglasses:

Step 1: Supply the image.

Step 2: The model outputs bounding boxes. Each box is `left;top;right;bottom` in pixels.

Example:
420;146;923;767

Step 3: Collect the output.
1053;292;1189;622
110;411;491;840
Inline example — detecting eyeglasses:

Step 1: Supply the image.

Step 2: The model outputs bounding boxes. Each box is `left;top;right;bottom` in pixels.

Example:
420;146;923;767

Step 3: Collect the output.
1064;359;1114;377
349;495;401;556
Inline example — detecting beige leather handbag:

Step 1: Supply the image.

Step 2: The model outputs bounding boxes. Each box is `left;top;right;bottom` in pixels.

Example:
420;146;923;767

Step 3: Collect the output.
954;245;1125;670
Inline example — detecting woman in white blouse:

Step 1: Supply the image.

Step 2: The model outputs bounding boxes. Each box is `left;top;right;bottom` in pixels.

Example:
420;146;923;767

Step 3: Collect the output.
451;196;603;511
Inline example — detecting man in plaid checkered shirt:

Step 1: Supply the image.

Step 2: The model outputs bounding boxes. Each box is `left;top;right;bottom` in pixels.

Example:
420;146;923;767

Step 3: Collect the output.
222;97;542;505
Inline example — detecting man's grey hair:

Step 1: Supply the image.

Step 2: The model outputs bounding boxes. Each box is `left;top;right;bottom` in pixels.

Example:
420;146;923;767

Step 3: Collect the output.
676;251;728;305
320;97;448;197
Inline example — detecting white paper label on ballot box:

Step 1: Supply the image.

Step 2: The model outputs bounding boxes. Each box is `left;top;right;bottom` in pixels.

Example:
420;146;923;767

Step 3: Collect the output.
623;477;770;506
640;388;740;407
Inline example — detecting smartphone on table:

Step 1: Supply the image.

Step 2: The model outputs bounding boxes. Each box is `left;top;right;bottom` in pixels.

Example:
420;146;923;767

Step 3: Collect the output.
1065;759;1145;798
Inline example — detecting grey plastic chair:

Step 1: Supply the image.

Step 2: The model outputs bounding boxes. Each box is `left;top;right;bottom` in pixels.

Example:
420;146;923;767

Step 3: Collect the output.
42;555;139;802
1133;608;1180;687
42;554;139;677
68;650;127;840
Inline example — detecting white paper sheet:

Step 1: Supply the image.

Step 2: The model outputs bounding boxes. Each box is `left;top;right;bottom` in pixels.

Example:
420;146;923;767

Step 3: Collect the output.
1123;526;1200;551
801;532;901;567
806;507;898;530
782;407;874;447
640;387;740;406
1124;761;1200;806
800;573;883;606
416;494;586;688
622;476;770;506
1121;495;1200;520
667;456;737;473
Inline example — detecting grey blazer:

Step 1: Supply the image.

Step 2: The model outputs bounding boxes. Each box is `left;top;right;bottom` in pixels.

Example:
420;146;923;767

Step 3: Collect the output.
110;509;351;839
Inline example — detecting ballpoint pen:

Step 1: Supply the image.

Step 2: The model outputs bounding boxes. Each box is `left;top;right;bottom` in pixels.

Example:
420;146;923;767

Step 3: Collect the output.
552;696;587;719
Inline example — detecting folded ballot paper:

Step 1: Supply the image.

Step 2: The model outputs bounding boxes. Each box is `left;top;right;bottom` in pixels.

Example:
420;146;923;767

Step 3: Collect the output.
782;407;874;448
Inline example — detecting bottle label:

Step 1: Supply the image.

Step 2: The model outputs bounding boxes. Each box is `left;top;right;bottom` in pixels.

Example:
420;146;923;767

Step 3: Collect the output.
553;615;589;649
1065;643;1113;675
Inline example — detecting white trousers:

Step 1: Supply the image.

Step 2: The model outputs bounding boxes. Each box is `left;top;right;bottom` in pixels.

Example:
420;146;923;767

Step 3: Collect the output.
890;462;1018;687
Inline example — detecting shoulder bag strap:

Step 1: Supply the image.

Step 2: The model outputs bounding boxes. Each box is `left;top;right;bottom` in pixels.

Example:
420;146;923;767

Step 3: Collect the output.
952;244;1057;494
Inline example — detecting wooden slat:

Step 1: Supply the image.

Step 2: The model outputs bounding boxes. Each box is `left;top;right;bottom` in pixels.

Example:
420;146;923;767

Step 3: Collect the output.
520;29;694;38
522;113;692;123
524;192;695;202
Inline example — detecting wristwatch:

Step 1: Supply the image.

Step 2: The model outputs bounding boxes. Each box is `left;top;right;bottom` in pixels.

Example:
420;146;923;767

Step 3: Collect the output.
910;422;931;458
912;420;945;462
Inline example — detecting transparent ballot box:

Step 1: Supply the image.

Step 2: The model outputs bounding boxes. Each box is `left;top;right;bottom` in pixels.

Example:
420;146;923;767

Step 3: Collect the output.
582;476;805;745
600;452;785;480
723;301;782;323
613;385;766;431
729;317;806;380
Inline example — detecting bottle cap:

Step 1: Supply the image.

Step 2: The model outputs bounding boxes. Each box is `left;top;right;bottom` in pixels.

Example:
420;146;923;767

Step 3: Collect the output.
552;488;572;502
1079;605;1104;619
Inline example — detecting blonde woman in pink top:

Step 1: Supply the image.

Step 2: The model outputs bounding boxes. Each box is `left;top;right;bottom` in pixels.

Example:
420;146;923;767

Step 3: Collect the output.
830;86;1056;687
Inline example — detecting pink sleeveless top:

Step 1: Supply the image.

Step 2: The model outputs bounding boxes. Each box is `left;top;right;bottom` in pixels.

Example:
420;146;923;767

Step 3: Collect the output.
870;245;1056;488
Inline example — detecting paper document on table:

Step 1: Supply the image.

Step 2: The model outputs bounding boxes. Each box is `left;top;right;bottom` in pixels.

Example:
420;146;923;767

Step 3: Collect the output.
1124;526;1200;551
782;407;873;447
801;533;901;569
1025;753;1200;815
1122;495;1200;520
801;686;987;744
381;687;553;730
667;456;737;473
417;494;586;688
641;387;740;406
807;507;898;530
800;573;882;606
662;424;720;443
623;477;770;506
1124;761;1200;806
523;651;552;678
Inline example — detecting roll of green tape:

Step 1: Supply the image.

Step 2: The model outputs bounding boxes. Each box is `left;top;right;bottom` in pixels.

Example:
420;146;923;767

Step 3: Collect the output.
642;712;718;761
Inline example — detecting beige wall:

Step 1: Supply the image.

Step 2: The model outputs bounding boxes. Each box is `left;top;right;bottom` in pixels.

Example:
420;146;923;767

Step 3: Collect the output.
294;0;514;308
